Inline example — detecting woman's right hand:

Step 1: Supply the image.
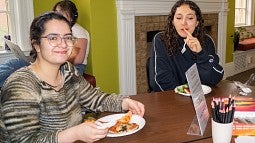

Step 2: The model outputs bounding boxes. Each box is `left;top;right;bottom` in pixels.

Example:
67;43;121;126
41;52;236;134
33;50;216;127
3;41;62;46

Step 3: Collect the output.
58;122;108;143
77;122;108;143
184;29;202;53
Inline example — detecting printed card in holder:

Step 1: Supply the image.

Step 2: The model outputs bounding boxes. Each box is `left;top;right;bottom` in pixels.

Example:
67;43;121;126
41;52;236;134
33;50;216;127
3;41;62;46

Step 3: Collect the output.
185;63;209;136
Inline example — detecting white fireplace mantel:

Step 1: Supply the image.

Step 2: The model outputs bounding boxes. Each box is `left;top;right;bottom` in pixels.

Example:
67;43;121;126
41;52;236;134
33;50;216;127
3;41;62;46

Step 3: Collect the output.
116;0;229;95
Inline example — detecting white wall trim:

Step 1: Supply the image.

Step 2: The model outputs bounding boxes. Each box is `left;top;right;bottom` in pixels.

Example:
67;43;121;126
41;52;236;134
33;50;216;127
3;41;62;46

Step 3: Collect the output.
117;10;137;95
116;0;229;95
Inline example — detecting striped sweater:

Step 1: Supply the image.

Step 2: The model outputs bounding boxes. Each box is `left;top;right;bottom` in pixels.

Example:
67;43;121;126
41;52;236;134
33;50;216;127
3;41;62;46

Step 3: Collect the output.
0;62;127;143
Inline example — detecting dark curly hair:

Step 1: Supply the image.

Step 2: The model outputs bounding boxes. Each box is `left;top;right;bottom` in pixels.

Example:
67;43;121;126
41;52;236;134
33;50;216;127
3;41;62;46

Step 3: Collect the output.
162;0;205;56
52;0;78;27
29;12;71;59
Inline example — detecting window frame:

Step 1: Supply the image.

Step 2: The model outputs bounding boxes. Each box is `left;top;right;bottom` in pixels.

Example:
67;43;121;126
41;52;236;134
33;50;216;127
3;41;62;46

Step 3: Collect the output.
3;0;34;52
235;0;254;26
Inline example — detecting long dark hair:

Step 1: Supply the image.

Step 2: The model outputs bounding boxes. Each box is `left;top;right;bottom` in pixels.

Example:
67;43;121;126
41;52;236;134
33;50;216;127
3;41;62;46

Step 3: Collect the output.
52;0;78;27
162;0;205;56
29;12;71;59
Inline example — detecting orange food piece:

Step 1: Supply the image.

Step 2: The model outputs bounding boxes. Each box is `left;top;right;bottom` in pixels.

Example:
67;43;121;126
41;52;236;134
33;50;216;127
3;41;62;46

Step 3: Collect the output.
116;111;132;124
184;88;190;94
109;122;139;134
108;111;139;134
84;117;96;123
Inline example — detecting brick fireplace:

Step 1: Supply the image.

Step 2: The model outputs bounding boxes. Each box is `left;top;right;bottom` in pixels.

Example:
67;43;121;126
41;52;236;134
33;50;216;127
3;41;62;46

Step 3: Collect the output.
116;0;228;95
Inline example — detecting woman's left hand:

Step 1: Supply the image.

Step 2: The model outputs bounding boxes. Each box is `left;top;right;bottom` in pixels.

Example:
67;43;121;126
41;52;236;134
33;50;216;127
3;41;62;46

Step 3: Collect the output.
184;29;202;53
122;98;145;117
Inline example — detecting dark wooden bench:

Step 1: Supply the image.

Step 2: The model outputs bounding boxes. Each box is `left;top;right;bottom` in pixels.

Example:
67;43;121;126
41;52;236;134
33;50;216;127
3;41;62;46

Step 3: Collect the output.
83;73;96;87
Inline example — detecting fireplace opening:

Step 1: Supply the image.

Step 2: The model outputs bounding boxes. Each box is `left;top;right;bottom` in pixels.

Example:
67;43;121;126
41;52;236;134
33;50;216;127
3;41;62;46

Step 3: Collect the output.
204;25;212;36
147;30;161;57
147;30;161;42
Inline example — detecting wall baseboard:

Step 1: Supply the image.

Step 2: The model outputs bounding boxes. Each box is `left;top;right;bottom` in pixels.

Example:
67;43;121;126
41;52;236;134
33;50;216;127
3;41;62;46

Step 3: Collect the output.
224;61;255;80
223;62;235;79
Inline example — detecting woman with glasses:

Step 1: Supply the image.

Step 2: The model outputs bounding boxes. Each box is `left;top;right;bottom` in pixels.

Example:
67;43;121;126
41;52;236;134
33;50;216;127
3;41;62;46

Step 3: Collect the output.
0;12;145;143
0;0;88;88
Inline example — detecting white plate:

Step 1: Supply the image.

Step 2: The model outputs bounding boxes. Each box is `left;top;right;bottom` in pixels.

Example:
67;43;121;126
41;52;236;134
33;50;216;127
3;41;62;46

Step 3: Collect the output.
96;113;145;137
174;84;212;96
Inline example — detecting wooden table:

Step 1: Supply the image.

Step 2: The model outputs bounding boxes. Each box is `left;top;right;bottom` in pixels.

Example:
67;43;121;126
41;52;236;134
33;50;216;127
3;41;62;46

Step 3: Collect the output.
96;80;250;143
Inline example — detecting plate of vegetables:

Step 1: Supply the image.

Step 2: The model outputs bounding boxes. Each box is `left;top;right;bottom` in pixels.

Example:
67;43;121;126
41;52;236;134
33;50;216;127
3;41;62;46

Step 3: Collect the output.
174;84;211;96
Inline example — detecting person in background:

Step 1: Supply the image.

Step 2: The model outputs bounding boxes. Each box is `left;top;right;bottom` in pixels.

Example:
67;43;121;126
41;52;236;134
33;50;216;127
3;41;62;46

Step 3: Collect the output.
0;12;145;143
148;0;224;92
53;0;90;74
0;0;89;88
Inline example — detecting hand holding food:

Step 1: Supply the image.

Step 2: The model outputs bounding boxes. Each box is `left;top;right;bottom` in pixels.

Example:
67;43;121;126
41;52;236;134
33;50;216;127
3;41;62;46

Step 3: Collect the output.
58;120;108;143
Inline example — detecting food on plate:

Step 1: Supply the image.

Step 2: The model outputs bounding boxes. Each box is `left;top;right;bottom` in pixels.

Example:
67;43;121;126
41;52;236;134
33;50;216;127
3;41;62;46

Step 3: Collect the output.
84;117;96;123
116;110;132;124
108;111;139;134
108;122;139;134
176;84;190;94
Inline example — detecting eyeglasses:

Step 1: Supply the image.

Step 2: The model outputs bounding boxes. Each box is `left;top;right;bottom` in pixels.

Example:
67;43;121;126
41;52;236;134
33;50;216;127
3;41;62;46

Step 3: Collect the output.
41;34;77;47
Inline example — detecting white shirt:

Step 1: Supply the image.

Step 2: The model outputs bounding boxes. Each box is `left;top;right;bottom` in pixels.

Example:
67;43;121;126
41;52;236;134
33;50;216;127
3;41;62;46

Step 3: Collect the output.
72;23;90;65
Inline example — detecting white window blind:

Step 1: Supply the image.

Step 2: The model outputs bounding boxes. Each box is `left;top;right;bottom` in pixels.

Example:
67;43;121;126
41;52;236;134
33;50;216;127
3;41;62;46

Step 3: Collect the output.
235;0;254;26
0;0;34;52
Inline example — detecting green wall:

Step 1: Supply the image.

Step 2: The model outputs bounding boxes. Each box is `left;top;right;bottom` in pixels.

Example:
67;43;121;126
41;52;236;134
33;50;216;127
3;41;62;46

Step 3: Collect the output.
33;0;237;93
33;0;119;93
72;1;92;74
226;0;235;63
81;0;119;93
33;0;58;16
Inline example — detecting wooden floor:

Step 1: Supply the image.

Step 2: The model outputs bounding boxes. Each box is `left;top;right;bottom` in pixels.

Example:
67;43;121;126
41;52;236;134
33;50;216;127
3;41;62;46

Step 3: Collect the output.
226;68;255;83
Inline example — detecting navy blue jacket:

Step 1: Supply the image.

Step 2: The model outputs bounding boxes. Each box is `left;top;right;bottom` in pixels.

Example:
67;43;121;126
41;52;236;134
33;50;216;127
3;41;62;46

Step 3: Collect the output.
149;32;224;92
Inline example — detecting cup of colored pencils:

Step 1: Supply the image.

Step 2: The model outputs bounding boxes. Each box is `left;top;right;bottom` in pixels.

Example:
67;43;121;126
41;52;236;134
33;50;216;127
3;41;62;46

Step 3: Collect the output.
211;95;235;143
211;95;235;123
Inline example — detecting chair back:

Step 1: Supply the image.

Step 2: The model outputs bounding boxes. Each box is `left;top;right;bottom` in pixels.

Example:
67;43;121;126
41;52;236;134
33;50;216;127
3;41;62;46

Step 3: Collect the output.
146;57;153;92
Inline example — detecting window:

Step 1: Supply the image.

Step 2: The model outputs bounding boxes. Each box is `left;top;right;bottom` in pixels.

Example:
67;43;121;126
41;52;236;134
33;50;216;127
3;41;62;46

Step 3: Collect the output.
0;0;34;52
235;0;254;26
0;0;10;51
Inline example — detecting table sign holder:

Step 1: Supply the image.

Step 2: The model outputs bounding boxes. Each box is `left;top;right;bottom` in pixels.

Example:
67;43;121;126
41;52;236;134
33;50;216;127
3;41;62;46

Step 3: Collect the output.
185;64;209;136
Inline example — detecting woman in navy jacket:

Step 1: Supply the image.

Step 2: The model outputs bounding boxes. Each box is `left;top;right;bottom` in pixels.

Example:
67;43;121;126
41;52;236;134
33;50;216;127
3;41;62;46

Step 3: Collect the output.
149;0;224;92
